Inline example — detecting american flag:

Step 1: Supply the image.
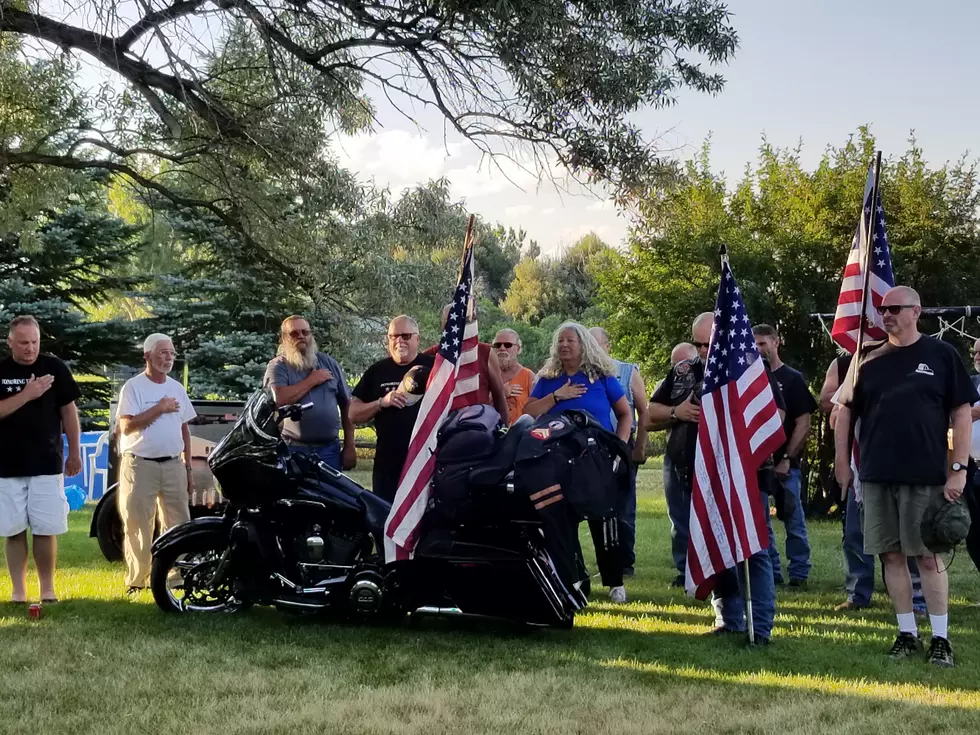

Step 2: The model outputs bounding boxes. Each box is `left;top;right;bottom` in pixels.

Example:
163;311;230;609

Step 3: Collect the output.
384;237;479;562
831;161;896;353
685;257;786;597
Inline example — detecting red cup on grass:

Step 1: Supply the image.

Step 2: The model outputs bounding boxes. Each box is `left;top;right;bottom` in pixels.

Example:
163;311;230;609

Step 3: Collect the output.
28;603;42;620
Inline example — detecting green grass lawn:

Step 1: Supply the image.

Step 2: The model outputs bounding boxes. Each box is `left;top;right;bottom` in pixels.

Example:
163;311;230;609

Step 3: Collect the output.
3;466;980;735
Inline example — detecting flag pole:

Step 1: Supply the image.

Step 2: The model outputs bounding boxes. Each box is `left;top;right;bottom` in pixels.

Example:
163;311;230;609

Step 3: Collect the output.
719;244;755;645
851;151;883;388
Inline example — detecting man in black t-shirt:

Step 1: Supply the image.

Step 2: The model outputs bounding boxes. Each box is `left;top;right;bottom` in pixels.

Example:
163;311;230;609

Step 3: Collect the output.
648;313;713;587
0;316;82;603
753;325;816;586
836;286;978;668
822;351;927;613
349;315;435;502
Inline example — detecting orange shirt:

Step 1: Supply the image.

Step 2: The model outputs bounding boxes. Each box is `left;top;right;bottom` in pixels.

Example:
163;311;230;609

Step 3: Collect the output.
503;367;535;425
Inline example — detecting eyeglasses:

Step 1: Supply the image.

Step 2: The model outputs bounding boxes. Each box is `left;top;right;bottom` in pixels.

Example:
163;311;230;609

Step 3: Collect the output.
493;341;517;349
692;341;710;349
287;329;311;338
874;304;917;315
387;332;418;342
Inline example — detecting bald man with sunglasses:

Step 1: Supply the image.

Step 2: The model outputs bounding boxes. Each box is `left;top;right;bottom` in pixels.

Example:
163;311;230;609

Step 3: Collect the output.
492;329;535;425
835;286;977;667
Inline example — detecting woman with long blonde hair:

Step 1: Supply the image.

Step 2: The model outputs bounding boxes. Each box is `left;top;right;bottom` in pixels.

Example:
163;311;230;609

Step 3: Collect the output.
524;322;632;442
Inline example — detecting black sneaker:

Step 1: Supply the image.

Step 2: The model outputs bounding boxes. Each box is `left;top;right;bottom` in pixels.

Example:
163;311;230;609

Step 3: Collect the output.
888;632;923;660
927;636;954;668
788;578;808;589
704;626;740;637
669;574;685;588
747;636;770;647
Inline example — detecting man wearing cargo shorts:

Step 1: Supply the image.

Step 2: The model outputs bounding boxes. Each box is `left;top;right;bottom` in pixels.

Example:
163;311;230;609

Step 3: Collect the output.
116;334;196;594
0;316;82;603
835;286;977;668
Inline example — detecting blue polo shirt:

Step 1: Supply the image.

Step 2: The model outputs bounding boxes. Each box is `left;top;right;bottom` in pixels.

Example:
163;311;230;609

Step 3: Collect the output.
530;371;625;432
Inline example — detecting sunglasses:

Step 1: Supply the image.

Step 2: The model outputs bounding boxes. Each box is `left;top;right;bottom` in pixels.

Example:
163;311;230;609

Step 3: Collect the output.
387;332;418;342
874;304;917;315
287;329;311;338
692;341;710;349
493;341;517;349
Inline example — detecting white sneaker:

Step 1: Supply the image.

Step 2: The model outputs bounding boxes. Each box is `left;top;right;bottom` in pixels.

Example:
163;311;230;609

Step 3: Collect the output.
609;586;627;603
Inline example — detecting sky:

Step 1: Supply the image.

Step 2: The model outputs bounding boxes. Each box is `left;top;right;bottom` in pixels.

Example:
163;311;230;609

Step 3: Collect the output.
332;0;980;257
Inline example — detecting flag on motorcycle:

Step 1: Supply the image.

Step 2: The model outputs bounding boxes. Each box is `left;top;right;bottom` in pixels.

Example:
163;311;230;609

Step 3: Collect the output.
685;253;785;598
385;217;479;561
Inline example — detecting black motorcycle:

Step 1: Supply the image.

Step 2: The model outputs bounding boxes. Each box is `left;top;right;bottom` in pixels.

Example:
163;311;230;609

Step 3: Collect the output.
149;390;582;627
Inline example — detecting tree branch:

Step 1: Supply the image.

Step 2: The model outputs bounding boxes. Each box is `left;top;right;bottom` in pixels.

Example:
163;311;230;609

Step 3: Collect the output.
116;0;209;51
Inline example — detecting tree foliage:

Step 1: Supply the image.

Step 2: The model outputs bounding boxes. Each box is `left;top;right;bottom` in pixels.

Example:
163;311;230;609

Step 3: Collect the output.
1;0;738;265
0;203;147;425
596;129;980;512
597;130;980;383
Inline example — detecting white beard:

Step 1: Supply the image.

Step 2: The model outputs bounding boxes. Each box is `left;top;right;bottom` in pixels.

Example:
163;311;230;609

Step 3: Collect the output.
281;338;318;371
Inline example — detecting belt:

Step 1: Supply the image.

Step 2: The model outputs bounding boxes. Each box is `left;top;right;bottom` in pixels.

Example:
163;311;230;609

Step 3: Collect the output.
126;454;179;463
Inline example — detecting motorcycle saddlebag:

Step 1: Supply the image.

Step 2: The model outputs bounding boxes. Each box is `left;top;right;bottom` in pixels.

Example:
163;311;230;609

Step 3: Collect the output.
431;406;503;525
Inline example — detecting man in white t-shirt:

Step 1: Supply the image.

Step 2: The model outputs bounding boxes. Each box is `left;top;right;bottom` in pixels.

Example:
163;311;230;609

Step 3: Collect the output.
116;333;197;593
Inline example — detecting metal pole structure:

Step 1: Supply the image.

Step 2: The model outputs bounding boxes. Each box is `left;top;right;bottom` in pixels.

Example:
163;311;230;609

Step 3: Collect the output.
744;558;754;644
851;151;883;388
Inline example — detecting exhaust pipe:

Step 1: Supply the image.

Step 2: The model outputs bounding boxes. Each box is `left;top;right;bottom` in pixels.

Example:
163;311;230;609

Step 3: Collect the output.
412;606;465;617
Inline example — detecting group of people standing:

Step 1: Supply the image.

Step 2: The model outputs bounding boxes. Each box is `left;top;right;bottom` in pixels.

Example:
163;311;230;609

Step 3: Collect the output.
1;286;976;670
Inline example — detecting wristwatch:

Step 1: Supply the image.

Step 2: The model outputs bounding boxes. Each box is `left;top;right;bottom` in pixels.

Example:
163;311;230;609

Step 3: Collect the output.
951;462;967;473
669;407;677;421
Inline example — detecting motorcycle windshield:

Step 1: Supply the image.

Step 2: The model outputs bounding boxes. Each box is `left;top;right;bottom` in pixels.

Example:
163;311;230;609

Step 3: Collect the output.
208;390;281;474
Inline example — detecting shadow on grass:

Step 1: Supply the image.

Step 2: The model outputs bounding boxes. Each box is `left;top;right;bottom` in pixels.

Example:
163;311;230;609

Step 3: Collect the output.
4;592;980;702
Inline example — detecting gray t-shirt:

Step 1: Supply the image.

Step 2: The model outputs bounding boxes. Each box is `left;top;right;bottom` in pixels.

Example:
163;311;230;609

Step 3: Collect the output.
263;353;350;445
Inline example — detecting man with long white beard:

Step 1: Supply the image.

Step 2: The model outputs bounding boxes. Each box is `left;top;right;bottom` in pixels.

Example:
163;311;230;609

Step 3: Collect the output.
116;333;196;594
263;316;356;472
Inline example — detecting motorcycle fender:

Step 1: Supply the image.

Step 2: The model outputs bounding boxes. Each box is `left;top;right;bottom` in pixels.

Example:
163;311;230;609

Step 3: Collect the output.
151;516;226;555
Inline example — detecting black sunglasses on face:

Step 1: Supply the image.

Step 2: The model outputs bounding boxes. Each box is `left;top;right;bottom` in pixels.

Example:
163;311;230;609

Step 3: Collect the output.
875;304;917;315
693;341;710;349
387;332;417;342
493;342;516;349
287;329;311;338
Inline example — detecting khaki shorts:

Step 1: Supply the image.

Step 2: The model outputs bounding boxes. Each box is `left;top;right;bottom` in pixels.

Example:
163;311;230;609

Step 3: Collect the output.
861;482;943;557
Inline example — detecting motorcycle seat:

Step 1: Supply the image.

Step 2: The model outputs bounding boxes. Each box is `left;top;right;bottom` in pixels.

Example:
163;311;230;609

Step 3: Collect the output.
466;415;533;487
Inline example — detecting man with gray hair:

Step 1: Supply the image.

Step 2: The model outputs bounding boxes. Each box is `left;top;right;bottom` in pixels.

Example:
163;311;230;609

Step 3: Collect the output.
116;333;196;593
0;315;81;603
263;315;355;471
493;328;535;425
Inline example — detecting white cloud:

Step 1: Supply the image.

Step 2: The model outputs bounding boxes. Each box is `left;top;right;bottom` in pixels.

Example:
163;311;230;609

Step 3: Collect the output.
332;130;462;187
586;198;616;212
505;204;534;217
541;208;556;216
445;157;541;199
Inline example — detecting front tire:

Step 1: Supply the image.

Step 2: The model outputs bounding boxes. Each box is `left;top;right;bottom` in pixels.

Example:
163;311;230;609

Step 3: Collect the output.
151;533;250;614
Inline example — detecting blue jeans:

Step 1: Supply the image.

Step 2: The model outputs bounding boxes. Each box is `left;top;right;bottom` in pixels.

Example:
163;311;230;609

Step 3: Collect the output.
287;440;341;470
767;468;811;582
619;465;638;573
663;455;691;576
712;491;777;640
843;485;874;606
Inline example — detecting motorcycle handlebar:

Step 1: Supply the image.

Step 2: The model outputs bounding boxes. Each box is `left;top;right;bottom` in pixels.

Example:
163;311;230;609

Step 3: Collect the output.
276;402;314;424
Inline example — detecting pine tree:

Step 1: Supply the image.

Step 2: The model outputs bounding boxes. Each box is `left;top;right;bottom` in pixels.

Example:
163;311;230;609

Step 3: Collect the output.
0;205;147;425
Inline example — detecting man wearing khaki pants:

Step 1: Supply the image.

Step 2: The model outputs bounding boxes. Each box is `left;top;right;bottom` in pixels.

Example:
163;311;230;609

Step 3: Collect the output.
116;334;196;594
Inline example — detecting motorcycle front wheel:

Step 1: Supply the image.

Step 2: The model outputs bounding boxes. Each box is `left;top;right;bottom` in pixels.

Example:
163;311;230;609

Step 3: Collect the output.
150;533;251;614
